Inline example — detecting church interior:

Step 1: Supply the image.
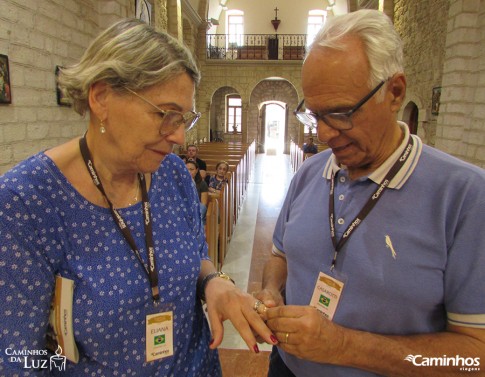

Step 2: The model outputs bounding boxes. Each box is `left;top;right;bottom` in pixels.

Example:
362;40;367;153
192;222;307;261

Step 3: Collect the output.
1;0;484;375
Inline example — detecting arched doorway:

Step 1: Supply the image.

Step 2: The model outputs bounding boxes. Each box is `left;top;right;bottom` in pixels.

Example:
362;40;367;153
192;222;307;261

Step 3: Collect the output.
248;78;299;154
402;101;419;134
262;102;286;155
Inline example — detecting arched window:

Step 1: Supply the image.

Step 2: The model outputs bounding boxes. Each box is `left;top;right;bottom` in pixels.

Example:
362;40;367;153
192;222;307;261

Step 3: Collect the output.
307;10;326;46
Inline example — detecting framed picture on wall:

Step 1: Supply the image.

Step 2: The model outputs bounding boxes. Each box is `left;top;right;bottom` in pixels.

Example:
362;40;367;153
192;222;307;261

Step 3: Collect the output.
135;0;152;25
55;66;71;107
431;86;441;115
0;54;12;104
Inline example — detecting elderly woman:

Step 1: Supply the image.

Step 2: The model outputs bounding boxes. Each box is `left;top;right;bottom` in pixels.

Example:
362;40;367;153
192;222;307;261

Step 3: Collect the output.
0;19;276;376
207;161;229;194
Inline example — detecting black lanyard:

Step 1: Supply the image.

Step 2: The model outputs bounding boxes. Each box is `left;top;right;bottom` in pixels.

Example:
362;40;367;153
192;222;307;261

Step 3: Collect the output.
328;136;414;270
79;135;160;301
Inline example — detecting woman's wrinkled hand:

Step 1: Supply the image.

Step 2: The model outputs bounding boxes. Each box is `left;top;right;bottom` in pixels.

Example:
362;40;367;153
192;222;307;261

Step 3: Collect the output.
254;288;285;311
204;278;279;352
251;288;285;343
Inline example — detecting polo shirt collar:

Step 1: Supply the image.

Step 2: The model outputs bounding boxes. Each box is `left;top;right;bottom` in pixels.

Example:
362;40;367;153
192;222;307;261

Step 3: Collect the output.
322;122;422;189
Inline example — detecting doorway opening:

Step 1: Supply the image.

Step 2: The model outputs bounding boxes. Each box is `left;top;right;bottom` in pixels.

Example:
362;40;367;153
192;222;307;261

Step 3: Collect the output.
403;101;419;135
264;102;286;155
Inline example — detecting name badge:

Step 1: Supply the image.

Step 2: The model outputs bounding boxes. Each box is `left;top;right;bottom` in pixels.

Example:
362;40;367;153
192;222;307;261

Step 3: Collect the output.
309;272;345;321
146;311;174;362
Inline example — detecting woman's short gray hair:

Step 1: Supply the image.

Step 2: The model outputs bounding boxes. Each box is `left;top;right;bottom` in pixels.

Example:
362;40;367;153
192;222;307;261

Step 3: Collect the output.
309;10;403;90
57;18;200;116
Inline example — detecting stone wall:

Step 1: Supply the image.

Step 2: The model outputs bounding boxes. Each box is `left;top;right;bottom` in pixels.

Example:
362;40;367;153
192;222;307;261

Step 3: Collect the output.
395;0;485;168
0;0;202;174
0;0;132;174
436;0;485;167
393;0;450;146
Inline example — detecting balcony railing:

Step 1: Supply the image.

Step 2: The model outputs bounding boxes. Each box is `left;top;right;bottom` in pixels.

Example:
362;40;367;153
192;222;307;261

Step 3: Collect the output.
206;34;307;61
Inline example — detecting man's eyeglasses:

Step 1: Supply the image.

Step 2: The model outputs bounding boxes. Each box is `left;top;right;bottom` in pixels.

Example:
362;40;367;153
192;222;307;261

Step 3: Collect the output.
124;87;201;136
294;80;386;131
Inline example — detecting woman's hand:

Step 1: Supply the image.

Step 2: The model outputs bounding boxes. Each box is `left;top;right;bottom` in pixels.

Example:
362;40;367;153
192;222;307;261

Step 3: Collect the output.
204;277;279;352
254;287;285;310
251;287;285;343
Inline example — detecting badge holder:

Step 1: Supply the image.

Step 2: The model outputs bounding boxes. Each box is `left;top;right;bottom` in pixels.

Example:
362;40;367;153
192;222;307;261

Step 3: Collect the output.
145;303;174;362
309;268;347;321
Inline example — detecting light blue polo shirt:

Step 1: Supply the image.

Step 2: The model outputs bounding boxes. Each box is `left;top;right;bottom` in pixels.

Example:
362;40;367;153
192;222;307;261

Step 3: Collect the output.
272;123;485;376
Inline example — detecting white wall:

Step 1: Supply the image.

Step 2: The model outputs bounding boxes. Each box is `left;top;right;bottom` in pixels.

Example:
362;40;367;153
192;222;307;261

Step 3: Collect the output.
214;0;328;35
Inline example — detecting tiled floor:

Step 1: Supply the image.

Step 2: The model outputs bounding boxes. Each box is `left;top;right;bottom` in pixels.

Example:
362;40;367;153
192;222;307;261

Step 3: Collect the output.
219;348;271;377
218;153;294;377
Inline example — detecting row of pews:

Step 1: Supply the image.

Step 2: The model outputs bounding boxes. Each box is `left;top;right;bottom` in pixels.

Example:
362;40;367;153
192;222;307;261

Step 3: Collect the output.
196;141;256;269
290;140;304;173
290;140;328;172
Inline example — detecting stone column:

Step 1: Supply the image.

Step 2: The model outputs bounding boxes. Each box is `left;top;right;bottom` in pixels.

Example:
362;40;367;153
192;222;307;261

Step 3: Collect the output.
241;102;249;143
153;0;168;31
167;0;182;42
197;101;211;142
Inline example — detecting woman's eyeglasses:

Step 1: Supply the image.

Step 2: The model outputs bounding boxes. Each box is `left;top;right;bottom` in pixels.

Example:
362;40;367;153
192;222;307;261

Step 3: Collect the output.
124;87;201;136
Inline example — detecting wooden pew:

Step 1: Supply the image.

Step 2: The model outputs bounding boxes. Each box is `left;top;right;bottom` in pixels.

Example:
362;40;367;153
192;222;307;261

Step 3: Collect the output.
198;142;254;221
203;157;244;225
202;159;242;262
290;140;303;172
198;142;255;202
205;198;219;267
207;185;230;265
206;166;235;236
192;141;256;268
290;140;329;172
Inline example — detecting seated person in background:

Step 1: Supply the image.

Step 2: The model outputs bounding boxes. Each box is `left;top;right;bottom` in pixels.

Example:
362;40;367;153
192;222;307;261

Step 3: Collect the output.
208;161;229;194
302;136;318;159
186;160;209;224
182;144;207;179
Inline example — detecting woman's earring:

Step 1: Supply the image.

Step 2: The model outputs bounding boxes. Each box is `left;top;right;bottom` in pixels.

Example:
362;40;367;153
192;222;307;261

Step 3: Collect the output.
100;120;106;134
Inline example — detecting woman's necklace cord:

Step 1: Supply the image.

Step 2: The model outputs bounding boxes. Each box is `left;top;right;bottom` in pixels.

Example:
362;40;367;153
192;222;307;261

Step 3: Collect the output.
102;175;141;208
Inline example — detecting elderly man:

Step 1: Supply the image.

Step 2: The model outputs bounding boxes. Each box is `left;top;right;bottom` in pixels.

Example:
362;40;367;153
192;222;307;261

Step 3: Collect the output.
257;9;485;377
